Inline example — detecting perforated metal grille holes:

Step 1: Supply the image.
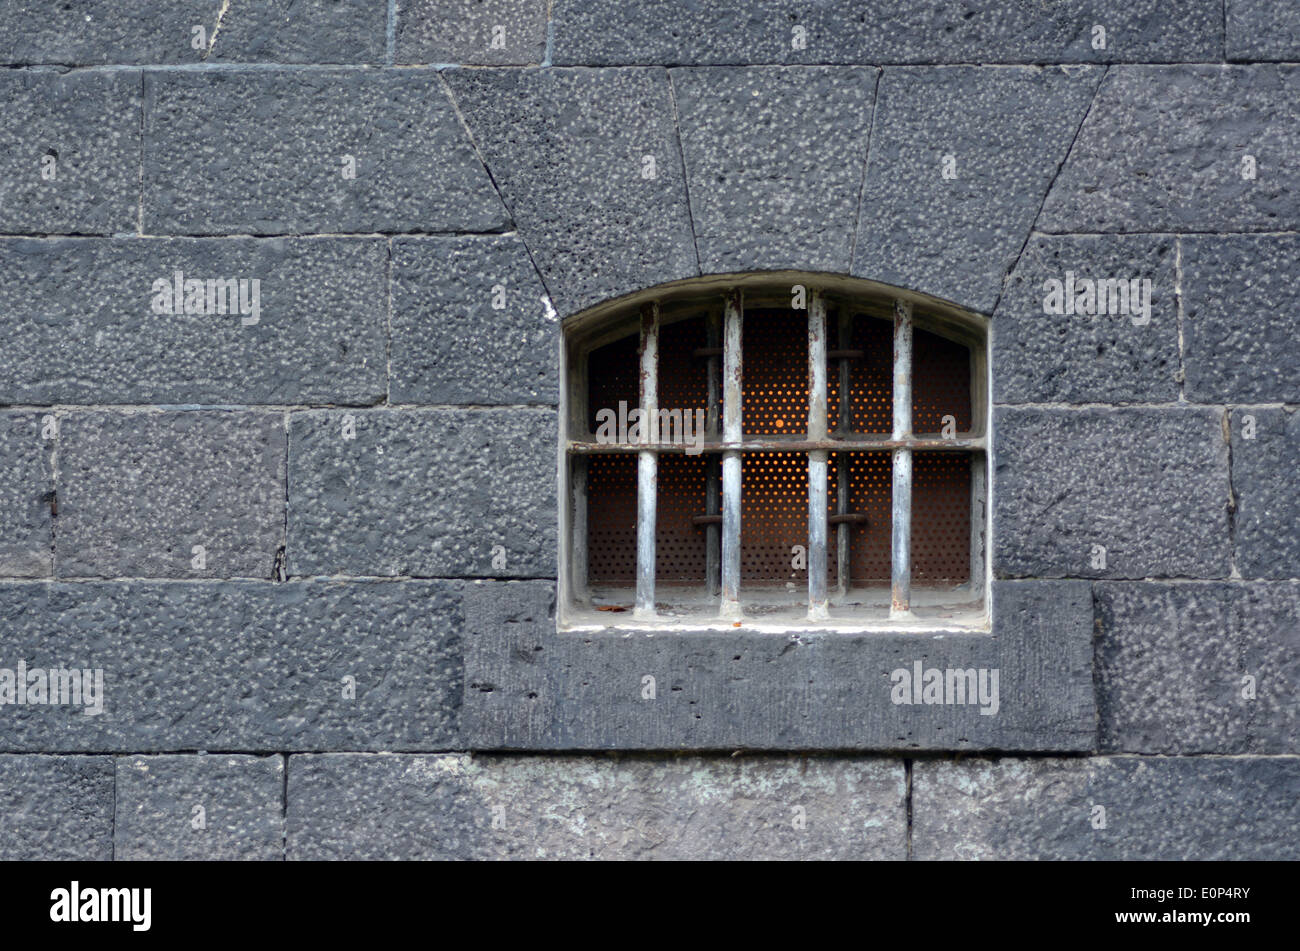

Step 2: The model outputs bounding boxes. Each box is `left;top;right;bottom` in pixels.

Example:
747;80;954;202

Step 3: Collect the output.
582;300;976;596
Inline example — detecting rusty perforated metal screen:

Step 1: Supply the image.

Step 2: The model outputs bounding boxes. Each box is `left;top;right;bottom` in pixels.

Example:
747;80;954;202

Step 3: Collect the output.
583;305;973;590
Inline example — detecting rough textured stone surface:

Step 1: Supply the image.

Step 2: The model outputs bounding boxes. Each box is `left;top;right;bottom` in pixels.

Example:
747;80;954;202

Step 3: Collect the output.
1228;1;1300;61
553;1;1221;65
390;236;557;404
853;67;1100;314
993;236;1179;403
0;756;114;860
445;68;697;317
1238;582;1300;754
671;67;877;275
1231;408;1300;579
0;71;140;234
0;237;387;405
56;411;285;579
288;409;556;578
143;70;508;235
0;414;53;578
913;756;1300;860
1040;66;1300;233
1095;582;1249;754
462;579;1094;751
993;408;1231;579
1096;581;1300;754
115;755;284;860
0;581;462;751
208;1;386;64
0;0;221;64
287;753;906;859
397;0;548;65
1182;236;1300;403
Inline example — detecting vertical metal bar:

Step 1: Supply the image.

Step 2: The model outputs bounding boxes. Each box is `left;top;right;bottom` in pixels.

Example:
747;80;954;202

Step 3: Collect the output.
720;289;743;620
635;301;659;620
969;450;986;597
705;307;722;598
807;291;829;621
836;306;851;598
891;298;913;618
571;456;588;606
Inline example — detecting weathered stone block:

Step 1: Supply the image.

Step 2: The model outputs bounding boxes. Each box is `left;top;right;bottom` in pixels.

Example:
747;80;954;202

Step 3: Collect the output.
445;68;697;317
397;0;547;65
0;237;387;405
0;71;140;233
993;408;1232;579
0;413;53;578
1041;66;1300;233
287;752;906;859
56;411;285;579
993;236;1179;403
853;66;1101;314
390;236;558;404
143;70;508;234
288;409;557;578
0;756;114;860
115;754;284;860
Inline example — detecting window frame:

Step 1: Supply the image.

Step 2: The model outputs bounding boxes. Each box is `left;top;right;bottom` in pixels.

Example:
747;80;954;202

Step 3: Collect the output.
558;273;989;631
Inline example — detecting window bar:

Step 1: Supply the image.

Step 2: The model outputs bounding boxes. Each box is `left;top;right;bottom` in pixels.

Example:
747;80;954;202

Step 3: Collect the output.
720;289;743;620
634;300;659;620
835;307;852;598
807;291;830;621
891;298;913;618
705;307;722;598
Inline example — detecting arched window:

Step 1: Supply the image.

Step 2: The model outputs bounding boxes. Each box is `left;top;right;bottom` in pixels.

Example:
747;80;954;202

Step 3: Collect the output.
560;275;988;630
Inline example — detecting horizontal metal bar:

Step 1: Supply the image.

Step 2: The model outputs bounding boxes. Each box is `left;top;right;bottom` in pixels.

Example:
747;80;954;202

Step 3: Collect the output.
567;436;985;453
692;346;723;358
828;513;868;525
691;514;722;526
826;349;864;360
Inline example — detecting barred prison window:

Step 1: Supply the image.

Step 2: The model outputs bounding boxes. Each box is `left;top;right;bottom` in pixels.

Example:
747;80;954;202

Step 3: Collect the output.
561;278;988;630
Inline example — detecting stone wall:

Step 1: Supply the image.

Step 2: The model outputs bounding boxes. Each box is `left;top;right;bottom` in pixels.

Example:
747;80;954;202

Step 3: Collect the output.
0;0;1296;860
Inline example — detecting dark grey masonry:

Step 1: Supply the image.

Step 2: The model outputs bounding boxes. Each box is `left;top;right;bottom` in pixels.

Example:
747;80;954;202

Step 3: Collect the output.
0;1;1296;862
0;237;387;405
114;755;285;860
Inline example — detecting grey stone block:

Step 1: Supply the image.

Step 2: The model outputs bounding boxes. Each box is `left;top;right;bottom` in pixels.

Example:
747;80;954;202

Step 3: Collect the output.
1228;1;1300;61
390;236;558;404
1040;66;1300;233
143;70;508;235
853;66;1100;315
0;237;387;405
287;752;906;859
397;0;547;65
462;579;1094;751
1238;582;1300;754
0;0;222;65
671;66;877;275
1095;582;1249;754
552;1;1220;66
0;580;462;752
288;409;557;578
56;411;285;579
445;68;697;317
115;755;284;860
0;71;140;234
1231;408;1300;578
1182;237;1300;403
993;236;1179;403
0;413;53;578
913;756;1300;860
993;408;1232;579
209;1;386;64
0;755;114;860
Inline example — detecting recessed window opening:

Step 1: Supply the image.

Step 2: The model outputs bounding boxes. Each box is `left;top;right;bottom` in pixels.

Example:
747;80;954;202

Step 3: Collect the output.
562;279;988;630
